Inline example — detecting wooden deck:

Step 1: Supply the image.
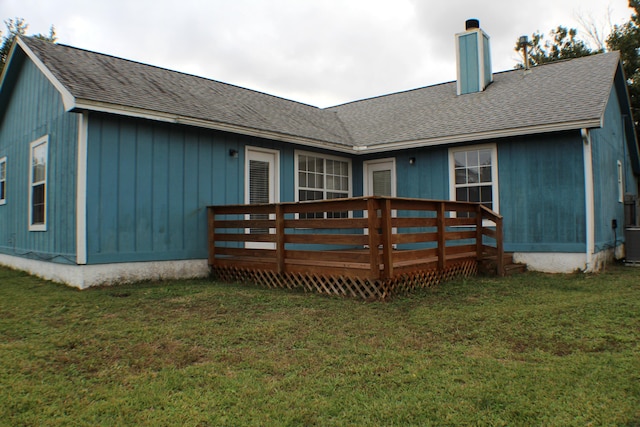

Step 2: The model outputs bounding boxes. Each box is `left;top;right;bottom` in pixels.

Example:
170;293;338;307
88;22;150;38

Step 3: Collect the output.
207;197;503;300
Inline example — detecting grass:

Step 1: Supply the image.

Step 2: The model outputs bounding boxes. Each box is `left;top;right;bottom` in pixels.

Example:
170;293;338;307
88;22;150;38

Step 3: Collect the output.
1;265;639;426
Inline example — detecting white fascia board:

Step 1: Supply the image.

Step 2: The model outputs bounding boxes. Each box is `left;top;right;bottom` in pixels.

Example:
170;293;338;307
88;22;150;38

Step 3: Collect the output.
73;99;356;154
73;98;604;156
362;119;604;154
16;37;76;111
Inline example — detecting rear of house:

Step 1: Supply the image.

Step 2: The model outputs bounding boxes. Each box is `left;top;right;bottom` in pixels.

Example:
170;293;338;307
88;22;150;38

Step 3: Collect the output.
0;21;638;288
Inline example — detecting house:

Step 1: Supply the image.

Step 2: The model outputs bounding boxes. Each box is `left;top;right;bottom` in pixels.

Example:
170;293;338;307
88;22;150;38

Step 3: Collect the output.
0;20;638;289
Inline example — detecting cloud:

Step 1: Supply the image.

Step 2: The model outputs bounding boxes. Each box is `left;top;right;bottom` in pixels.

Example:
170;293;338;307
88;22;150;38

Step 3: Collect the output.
3;0;633;107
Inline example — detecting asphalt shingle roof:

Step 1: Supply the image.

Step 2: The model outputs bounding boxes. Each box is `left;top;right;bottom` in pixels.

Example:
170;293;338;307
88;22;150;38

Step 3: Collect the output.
16;36;620;151
329;52;619;147
20;37;353;147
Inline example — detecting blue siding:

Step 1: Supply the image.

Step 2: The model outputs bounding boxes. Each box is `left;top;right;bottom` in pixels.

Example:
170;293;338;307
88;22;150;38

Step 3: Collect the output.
458;32;479;94
85;114;311;264
591;86;638;250
0;53;78;264
482;33;492;88
498;133;586;252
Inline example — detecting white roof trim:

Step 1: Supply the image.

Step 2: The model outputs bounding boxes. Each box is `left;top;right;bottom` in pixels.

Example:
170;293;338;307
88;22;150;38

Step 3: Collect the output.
75;98;603;155
16;37;76;111
360;119;604;153
73;99;356;154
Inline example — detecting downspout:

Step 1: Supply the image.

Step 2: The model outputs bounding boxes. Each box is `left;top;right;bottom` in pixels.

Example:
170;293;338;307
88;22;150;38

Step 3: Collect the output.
581;129;595;271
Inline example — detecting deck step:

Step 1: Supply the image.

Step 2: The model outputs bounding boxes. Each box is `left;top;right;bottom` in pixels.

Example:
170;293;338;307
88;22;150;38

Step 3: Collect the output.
479;253;526;276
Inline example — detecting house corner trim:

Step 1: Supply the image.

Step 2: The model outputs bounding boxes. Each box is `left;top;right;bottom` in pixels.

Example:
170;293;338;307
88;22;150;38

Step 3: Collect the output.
581;128;595;271
76;112;88;265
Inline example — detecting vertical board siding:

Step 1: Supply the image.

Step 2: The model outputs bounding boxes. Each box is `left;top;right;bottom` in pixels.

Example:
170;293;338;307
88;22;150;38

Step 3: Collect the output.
0;55;78;264
591;86;637;250
499;133;586;252
458;32;479;94
86;114;267;263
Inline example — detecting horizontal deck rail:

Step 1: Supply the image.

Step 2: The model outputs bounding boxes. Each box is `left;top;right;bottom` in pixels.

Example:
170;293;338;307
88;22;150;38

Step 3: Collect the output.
207;197;503;299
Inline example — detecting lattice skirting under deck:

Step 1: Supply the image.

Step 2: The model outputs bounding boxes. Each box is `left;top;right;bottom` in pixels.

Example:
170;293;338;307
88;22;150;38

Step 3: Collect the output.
210;260;478;300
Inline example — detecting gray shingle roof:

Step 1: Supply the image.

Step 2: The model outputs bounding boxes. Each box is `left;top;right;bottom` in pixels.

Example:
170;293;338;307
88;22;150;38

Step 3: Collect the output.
20;37;353;147
17;36;620;152
329;52;619;148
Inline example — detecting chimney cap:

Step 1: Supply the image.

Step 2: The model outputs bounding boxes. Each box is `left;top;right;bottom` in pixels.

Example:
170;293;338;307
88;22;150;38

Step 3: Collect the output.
465;19;480;30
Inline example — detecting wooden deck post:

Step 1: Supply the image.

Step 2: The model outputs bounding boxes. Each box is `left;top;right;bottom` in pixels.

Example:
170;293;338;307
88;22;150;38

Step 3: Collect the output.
476;204;483;260
207;206;216;267
380;198;393;279
495;216;505;276
275;204;285;274
367;198;380;279
437;201;446;271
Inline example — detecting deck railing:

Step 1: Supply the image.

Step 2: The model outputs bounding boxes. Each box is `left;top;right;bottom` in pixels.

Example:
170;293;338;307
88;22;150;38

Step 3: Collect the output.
207;197;504;282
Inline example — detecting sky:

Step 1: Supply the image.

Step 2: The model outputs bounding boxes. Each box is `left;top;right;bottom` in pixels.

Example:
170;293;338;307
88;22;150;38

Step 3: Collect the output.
1;0;634;107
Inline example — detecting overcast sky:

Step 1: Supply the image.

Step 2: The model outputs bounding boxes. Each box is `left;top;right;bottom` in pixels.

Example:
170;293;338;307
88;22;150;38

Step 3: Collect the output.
2;0;634;107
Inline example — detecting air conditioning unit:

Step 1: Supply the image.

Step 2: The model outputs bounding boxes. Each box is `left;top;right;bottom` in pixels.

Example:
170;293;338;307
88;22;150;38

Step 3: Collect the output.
626;227;640;264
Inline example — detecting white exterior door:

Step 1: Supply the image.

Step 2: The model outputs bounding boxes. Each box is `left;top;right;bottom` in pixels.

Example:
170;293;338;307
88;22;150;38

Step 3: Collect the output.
245;147;279;249
364;158;396;198
363;158;397;239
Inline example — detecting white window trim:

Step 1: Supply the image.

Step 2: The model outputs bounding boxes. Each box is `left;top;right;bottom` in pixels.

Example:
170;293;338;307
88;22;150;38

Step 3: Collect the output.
294;150;352;219
448;143;499;217
244;146;281;206
363;158;397;197
617;160;624;203
0;156;6;206
29;135;48;232
294;150;353;201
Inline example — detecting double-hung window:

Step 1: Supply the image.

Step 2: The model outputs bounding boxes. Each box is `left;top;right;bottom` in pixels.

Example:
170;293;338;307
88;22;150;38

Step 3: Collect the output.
0;157;6;205
29;136;48;231
296;151;351;218
449;144;498;216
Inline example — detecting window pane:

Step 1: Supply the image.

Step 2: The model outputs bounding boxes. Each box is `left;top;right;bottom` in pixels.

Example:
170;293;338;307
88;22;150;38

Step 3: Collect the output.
32;183;45;224
0;161;5;179
478;149;492;166
480;185;492;204
468;186;480;203
32;144;47;183
455;168;466;185
480;166;492;183
467;151;479;167
299;190;323;202
326;160;334;175
456;187;468;202
454;152;466;168
0;182;5;200
467;167;479;184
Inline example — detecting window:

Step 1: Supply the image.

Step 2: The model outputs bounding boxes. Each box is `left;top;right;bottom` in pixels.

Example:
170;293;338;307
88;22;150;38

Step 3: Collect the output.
0;157;6;205
617;160;624;203
296;151;351;218
449;144;498;216
29;136;48;231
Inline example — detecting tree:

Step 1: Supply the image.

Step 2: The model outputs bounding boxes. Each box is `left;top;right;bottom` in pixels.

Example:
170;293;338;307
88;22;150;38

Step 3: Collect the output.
607;0;640;133
0;17;56;75
515;26;597;68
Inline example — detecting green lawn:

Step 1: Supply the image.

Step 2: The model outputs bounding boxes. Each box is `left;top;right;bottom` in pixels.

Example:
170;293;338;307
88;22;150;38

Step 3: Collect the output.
1;265;639;426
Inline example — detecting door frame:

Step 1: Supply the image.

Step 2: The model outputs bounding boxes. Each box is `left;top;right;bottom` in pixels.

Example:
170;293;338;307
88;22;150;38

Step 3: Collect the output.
244;146;280;249
363;157;397;197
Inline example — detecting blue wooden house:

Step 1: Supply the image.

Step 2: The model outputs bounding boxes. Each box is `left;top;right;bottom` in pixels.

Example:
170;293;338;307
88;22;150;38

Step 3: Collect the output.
0;20;638;288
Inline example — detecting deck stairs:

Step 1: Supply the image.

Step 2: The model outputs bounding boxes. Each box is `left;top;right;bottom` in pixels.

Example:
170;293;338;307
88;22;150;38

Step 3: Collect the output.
479;253;527;276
